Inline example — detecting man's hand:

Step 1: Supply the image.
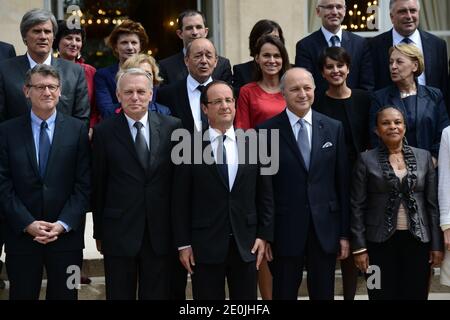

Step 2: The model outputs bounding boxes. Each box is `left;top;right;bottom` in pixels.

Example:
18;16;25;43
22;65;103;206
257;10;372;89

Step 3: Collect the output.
26;221;65;244
337;239;349;260
354;252;369;273
251;238;266;270
429;250;444;268
179;247;195;275
95;240;103;254
444;229;450;251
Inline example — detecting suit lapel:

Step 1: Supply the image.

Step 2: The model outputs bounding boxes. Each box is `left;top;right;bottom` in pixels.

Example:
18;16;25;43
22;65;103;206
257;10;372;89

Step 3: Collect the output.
177;80;196;132
309;112;324;172
278;111;306;169
203;130;229;190
415;85;428;135
113;113;143;170
147;112;161;177
341;31;352;51
21;116;40;177
419;30;432;83
43;113;64;180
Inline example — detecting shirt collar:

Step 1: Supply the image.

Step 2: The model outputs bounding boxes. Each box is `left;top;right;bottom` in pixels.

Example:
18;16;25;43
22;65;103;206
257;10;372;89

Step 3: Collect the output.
30;109;57;126
392;28;420;45
187;74;213;93
208;125;236;143
286;107;312;127
27;52;52;69
321;26;343;43
124;111;149;129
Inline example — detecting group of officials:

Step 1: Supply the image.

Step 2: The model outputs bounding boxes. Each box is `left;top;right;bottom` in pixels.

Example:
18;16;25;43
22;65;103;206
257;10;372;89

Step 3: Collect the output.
0;0;449;300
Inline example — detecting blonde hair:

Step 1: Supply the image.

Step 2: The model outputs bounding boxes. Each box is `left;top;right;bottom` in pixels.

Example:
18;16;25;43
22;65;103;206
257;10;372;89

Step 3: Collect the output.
389;44;424;77
121;53;163;85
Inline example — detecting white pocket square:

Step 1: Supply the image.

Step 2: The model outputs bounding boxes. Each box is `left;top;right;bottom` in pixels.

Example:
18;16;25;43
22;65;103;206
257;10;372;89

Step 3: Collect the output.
322;142;333;149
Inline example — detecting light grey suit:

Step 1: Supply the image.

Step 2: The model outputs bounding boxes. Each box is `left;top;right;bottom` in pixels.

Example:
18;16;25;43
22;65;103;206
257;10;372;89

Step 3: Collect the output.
0;55;89;124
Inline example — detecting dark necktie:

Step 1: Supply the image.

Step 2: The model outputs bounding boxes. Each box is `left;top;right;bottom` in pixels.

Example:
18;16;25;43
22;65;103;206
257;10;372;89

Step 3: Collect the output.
134;122;150;169
402;37;412;44
330;35;340;47
197;85;209;128
217;135;229;188
39;121;51;178
297;119;310;170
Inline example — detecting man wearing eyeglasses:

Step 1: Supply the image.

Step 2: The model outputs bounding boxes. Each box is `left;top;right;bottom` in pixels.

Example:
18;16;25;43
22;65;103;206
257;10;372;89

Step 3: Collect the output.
0;9;89;125
295;0;374;95
172;80;273;300
0;64;90;300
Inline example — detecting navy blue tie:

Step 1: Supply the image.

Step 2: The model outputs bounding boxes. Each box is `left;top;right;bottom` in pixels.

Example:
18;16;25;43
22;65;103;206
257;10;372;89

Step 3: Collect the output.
39;121;51;178
297;119;310;170
402;37;412;44
197;85;209;128
217;135;229;188
330;35;340;47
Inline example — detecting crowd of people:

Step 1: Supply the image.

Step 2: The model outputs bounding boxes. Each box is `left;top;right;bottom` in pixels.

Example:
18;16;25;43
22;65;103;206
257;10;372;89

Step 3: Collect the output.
0;0;449;300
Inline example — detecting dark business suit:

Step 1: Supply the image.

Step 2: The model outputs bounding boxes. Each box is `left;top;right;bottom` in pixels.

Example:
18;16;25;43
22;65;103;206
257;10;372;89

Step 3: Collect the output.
232;60;256;93
0;40;16;279
258;110;350;300
0;112;90;300
172;129;273;299
0;55;90;124
351;147;443;299
295;29;374;94
370;29;449;112
92;112;181;300
0;41;16;61
369;84;450;156
158;51;232;86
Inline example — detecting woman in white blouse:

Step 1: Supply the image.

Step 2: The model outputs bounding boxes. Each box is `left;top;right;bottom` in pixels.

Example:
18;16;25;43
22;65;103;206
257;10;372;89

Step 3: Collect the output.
438;126;450;286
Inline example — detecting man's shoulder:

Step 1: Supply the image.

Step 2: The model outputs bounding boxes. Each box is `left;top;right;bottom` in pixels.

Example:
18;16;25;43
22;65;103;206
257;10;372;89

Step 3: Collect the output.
313;110;342;129
0;114;28;131
419;29;447;46
159;52;183;67
296;29;322;46
0;55;25;70
257;111;286;130
370;30;392;45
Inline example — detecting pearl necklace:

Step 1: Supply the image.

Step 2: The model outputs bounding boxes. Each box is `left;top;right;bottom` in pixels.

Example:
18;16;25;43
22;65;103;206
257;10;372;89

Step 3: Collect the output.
400;90;417;98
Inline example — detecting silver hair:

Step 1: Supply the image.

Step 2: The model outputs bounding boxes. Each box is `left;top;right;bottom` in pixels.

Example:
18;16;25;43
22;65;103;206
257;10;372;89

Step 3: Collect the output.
389;0;420;12
317;0;346;8
24;64;60;87
116;68;153;92
20;8;58;41
280;67;316;92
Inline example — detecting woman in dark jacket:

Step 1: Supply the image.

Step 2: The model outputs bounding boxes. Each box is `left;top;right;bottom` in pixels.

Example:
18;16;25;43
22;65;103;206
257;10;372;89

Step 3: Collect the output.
352;105;443;300
369;44;449;160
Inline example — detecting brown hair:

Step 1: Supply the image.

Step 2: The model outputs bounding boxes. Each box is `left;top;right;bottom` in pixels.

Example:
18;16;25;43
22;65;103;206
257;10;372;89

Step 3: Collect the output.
107;19;149;58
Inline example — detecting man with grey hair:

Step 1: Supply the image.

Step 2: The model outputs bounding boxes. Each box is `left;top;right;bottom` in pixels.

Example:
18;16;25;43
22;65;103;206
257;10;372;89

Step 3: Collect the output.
295;0;373;94
92;68;182;300
258;68;350;300
0;64;90;300
370;0;449;112
0;8;90;124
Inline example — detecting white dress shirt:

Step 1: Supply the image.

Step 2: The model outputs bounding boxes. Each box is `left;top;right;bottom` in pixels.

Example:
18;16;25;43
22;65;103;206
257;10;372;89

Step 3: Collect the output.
27;52;52;68
392;28;425;85
124;112;150;149
186;75;213;132
321;26;343;47
208;126;239;190
286;108;313;148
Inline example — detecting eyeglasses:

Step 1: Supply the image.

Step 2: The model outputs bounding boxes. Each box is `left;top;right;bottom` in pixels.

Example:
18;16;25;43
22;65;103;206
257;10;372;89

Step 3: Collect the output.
206;98;235;107
318;4;346;11
27;84;60;93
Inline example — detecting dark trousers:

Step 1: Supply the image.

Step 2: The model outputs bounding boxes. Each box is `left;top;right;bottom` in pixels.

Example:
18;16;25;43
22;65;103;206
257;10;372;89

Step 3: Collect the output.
191;236;257;300
6;250;82;300
366;230;431;300
271;227;337;300
169;251;189;300
104;229;170;300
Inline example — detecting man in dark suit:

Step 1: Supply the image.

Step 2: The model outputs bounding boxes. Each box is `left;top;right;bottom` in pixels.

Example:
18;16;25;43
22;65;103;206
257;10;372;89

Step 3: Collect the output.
158;9;232;86
295;0;373;94
157;38;218;134
370;0;449;110
258;68;350;300
0;41;16;61
0;64;90;300
92;68;181;300
0;40;16;290
172;80;273;299
0;9;89;124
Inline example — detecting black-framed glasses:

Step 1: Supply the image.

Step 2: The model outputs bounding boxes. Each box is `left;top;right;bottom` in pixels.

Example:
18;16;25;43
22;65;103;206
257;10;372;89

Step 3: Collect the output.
206;98;235;107
318;4;346;11
27;84;60;93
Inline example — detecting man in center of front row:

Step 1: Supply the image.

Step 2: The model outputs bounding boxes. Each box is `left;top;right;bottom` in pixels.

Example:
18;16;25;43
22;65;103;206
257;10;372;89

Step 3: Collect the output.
92;68;182;300
172;81;274;300
258;68;350;300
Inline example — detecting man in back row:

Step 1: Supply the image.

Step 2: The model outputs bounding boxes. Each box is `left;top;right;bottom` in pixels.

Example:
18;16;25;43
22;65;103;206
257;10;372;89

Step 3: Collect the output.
158;9;232;86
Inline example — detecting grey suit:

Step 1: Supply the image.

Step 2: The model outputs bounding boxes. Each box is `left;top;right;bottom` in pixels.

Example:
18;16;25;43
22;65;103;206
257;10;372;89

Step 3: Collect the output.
0;55;89;124
351;147;443;252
